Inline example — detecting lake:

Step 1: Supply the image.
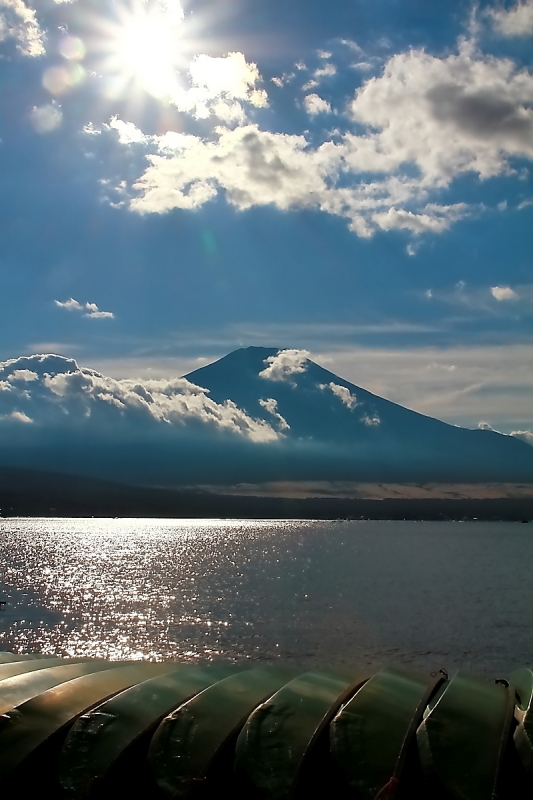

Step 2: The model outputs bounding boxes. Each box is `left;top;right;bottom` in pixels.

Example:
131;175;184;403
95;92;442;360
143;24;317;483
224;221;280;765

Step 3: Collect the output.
0;518;531;677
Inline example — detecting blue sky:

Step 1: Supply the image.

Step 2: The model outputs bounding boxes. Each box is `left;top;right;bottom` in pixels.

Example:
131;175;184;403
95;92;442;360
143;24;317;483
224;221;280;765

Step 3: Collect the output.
0;0;532;437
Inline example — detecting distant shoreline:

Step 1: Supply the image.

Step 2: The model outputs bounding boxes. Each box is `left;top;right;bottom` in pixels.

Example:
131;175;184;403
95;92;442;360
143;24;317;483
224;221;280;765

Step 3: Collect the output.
1;467;532;521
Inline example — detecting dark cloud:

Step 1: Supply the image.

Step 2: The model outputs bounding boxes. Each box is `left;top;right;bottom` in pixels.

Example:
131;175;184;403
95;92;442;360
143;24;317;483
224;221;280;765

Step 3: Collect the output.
427;83;533;146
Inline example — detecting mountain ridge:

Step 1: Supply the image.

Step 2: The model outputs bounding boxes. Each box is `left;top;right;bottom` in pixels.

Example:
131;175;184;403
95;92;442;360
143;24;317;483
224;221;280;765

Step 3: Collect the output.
0;346;531;486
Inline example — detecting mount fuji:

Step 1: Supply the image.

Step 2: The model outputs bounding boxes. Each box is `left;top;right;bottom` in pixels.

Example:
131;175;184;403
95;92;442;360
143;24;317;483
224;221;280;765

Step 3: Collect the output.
0;346;531;487
185;347;533;484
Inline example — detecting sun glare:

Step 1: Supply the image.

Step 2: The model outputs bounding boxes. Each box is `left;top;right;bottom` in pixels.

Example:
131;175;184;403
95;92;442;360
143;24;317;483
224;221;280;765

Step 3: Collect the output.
103;1;185;99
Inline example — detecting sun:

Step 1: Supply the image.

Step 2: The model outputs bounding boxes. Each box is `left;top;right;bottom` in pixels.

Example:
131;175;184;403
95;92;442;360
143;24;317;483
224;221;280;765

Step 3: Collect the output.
100;0;186;100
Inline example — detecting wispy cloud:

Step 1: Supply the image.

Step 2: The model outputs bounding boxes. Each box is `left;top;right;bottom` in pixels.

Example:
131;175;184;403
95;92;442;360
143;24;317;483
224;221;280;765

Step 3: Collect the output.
424;282;532;311
313;344;533;433
318;381;359;409
258;398;290;431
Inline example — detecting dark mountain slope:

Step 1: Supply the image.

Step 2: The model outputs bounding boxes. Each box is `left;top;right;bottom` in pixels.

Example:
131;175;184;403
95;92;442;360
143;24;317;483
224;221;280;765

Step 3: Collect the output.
186;347;533;482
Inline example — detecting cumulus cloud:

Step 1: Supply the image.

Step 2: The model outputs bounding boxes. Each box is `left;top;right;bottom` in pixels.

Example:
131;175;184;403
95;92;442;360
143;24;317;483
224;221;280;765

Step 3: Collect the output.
259;349;310;383
167;51;267;124
0;354;279;443
0;0;44;56
511;429;533;445
347;45;533;183
189;52;267;106
258;398;290;431
84;303;114;319
55;298;114;319
489;0;533;37
9;369;38;382
106;117;148;145
491;285;519;300
319;382;359;409
303;94;332;115
101;41;533;238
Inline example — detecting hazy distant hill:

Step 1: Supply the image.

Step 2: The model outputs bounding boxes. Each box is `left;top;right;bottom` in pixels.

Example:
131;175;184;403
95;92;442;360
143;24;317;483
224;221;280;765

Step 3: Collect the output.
0;466;531;521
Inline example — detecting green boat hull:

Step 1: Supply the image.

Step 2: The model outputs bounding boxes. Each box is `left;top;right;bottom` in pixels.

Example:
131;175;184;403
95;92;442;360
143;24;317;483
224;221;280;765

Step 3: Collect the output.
0;651;531;798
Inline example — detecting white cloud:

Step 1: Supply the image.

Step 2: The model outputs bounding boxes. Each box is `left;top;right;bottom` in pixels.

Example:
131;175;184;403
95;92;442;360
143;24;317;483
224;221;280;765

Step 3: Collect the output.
426;280;533;309
351;61;375;72
0;0;44;56
168;52;267;123
9;369;38;382
303;94;332;115
317;50;332;59
478;420;495;431
104;42;533;238
489;0;533;37
511;429;533;445
0;410;33;423
83;122;100;136
55;298;115;319
319;382;359;409
347;45;533;184
130;125;330;214
373;204;470;234
0;354;279;443
361;414;381;426
189;52;267;105
55;298;83;311
258;398;290;430
106;117;148;145
313;63;336;80
259;349;310;383
491;285;519;300
85;309;114;319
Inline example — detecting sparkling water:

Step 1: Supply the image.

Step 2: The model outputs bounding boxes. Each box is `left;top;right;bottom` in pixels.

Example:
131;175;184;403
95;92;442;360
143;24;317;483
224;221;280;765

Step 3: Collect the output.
0;518;531;676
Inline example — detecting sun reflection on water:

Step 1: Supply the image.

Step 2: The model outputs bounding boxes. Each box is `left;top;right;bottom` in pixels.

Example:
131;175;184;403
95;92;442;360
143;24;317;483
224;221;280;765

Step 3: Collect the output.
1;518;532;675
0;518;307;663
